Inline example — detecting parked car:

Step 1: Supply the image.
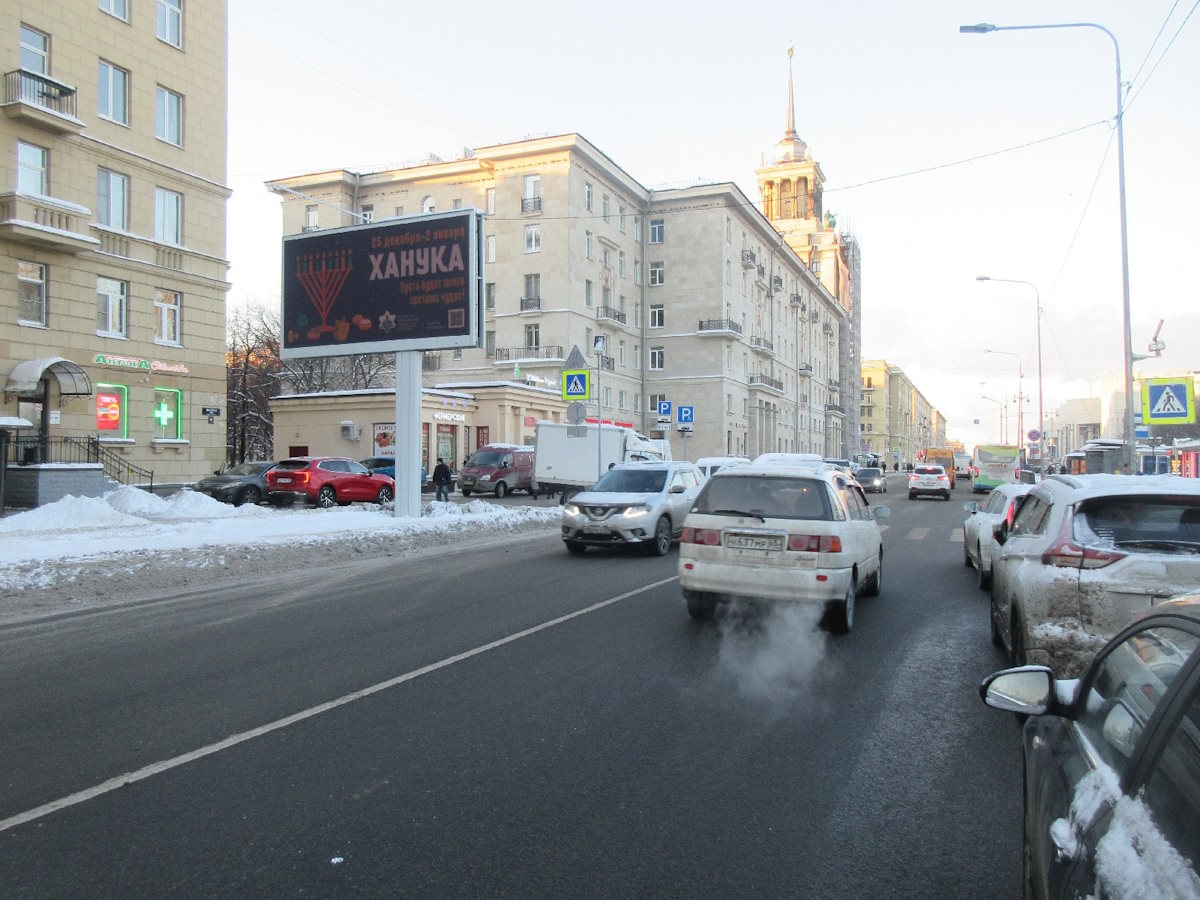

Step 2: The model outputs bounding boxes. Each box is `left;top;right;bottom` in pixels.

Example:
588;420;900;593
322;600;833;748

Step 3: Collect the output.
694;456;751;480
561;460;701;556
678;462;889;632
360;456;426;490
989;473;1200;675
908;464;951;501
459;444;536;498
193;461;276;506
266;457;395;508
962;482;1032;590
857;466;887;493
979;595;1200;900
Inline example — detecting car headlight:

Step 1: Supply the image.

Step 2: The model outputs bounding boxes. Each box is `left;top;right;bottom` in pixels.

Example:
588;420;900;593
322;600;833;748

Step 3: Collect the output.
564;503;582;515
623;504;650;517
478;475;491;482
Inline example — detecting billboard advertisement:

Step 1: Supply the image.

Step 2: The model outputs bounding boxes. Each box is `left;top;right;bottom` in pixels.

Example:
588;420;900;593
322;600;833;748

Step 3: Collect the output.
281;209;483;359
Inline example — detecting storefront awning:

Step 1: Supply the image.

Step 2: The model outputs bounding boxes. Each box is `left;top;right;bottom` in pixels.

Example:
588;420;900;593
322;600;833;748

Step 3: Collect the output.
0;417;34;428
5;357;93;397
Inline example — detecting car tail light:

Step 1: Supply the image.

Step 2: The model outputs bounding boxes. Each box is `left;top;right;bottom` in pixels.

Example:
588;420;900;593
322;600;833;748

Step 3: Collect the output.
787;534;842;553
1040;513;1126;569
908;474;918;483
938;475;949;484
681;527;721;546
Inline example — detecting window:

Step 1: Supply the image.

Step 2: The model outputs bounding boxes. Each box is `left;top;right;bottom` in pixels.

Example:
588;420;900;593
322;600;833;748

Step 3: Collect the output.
602;285;612;308
650;394;666;415
634;343;639;370
585;327;592;351
17;142;48;195
603;249;611;270
18;261;47;326
422;195;435;213
619;207;626;233
486;188;495;215
98;169;129;229
602;195;610;222
95;382;128;437
619;251;626;278
585;182;593;211
649;262;665;286
726;260;731;285
618;340;626;366
524;174;541;199
524;223;541;253
153;388;183;440
394;205;404;218
304;204;318;229
98;60;129;124
360;204;374;223
635;259;641;286
157;0;182;48
726;217;732;242
155;86;183;145
155;188;182;244
585;231;592;259
650;304;664;328
650;346;664;370
20;24;49;74
633;219;640;242
649;219;664;243
604;387;612;408
100;0;129;21
96;277;128;337
452;199;462;210
524;273;540;300
524;323;540;349
485;330;495;357
1143;679;1200;869
633;394;641;413
485;282;495;310
585;279;593;307
154;288;181;343
485;235;495;262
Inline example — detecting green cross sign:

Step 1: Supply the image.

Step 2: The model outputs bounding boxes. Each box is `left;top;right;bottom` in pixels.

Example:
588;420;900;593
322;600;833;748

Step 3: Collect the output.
154;402;175;429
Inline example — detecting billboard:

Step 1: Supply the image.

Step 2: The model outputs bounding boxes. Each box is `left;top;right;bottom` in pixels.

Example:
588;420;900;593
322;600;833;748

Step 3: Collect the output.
281;209;483;359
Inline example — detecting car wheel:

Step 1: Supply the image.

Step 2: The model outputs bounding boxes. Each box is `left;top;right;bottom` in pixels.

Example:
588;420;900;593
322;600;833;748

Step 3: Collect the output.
686;592;717;621
461;489;472;497
943;491;951;501
830;583;855;634
565;540;586;556
977;551;992;591
316;486;336;509
648;516;672;556
908;492;916;500
377;485;394;504
865;553;882;597
494;481;508;499
237;486;261;507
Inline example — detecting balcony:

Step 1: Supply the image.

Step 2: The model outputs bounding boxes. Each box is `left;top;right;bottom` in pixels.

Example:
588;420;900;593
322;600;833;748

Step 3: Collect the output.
698;318;743;335
829;378;840;390
596;355;615;372
422;352;441;371
750;335;774;354
772;275;784;292
749;373;784;392
3;69;83;132
0;191;99;253
494;345;564;364
520;296;542;312
789;292;803;305
740;249;756;268
797;362;813;373
756;264;765;280
597;306;627;325
521;196;542;214
825;403;846;415
822;323;834;334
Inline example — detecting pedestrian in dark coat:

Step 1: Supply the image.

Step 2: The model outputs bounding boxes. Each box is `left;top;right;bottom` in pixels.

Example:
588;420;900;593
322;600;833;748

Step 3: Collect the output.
433;457;452;502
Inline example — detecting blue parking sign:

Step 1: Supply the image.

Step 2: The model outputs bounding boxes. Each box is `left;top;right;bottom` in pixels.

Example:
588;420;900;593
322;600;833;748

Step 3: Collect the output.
657;400;672;418
678;406;694;424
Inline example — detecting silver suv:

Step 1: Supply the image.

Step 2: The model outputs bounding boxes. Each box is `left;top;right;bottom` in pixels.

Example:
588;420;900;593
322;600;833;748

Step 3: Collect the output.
990;473;1200;675
562;461;702;556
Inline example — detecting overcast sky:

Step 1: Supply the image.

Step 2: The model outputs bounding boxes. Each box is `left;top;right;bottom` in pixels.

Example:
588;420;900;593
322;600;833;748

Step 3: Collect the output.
225;0;1199;452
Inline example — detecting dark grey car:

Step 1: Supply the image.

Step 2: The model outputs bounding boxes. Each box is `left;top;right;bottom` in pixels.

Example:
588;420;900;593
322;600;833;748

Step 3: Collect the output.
193;461;276;506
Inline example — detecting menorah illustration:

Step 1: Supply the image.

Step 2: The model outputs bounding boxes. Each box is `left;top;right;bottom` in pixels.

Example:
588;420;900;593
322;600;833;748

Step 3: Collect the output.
295;248;353;339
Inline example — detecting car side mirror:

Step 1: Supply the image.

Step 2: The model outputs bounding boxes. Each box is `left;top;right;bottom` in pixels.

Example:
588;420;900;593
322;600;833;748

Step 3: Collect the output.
670;484;685;493
979;666;1054;715
963;501;979;513
873;506;890;519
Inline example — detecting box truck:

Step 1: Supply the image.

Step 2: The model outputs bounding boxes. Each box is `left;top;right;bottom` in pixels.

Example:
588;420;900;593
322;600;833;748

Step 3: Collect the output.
534;422;668;501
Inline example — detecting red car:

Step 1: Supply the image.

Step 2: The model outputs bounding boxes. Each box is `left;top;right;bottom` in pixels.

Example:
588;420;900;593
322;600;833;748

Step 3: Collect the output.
265;457;394;508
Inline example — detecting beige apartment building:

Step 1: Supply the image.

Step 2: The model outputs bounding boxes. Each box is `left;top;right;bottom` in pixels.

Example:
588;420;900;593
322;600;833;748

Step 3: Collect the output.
268;128;851;463
859;359;943;468
1;1;229;505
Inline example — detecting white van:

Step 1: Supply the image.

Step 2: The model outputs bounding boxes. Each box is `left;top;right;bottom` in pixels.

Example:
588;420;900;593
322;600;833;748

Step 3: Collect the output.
695;456;752;480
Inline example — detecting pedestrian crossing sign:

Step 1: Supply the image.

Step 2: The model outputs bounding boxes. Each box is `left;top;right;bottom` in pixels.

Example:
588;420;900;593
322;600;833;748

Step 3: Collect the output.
1142;378;1196;425
562;369;591;401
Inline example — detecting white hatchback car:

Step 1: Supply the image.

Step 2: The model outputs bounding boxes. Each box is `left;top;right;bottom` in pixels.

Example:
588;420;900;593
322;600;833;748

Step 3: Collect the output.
678;463;889;632
962;482;1032;590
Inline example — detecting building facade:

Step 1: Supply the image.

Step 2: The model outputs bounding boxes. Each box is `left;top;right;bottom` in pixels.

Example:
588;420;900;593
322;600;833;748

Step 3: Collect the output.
859;358;942;468
268;132;849;462
2;1;230;501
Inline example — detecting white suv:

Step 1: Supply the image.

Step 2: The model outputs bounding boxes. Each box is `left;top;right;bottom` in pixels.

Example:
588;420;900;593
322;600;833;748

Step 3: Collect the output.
562;461;702;556
990;473;1200;675
678;463;889;632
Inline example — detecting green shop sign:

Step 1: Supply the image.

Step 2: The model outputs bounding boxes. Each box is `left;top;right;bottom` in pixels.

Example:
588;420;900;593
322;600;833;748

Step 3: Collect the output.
95;354;189;375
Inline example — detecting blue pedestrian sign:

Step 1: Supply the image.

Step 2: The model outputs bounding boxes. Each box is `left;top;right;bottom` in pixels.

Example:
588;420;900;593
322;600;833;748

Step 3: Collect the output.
1142;378;1196;425
562;369;591;401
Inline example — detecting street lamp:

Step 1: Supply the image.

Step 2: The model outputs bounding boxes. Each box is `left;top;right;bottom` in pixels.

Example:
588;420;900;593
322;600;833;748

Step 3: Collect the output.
981;274;1043;464
982;348;1025;447
981;396;1005;444
980;383;1009;443
961;20;1134;473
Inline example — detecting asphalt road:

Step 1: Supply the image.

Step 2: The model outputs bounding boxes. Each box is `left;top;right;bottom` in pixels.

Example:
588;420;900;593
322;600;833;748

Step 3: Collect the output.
0;476;1023;897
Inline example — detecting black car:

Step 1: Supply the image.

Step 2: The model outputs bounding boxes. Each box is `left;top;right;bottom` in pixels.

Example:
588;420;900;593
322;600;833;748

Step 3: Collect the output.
857;466;887;493
979;595;1200;899
193;461;276;506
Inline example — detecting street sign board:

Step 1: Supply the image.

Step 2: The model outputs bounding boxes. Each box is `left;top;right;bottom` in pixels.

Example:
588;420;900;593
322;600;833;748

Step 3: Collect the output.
1027;429;1041;442
678;406;694;424
656;399;672;427
562;369;591;401
1143;378;1196;425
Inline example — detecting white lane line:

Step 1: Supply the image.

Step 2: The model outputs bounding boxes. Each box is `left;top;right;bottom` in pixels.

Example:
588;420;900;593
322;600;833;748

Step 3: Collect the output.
950;528;964;542
0;575;679;834
906;527;930;540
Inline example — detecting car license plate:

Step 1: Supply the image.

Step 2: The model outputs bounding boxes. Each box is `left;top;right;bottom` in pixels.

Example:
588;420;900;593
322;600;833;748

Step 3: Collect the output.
583;525;609;535
277;477;292;484
725;533;784;552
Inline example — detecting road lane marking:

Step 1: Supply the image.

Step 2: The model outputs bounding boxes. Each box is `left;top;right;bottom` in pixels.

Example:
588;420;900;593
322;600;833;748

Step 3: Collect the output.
0;575;679;835
906;527;930;540
950;528;964;542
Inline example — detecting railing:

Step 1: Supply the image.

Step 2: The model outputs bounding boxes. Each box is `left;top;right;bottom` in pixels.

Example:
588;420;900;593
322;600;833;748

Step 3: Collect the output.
749;373;784;391
521;197;542;213
829;379;840;390
520;296;542;311
756;264;766;279
4;69;78;118
698;318;743;335
596;355;615;371
825;403;846;414
0;191;95;250
790;293;804;305
422;352;441;371
494;345;564;362
596;306;626;324
750;335;774;353
7;435;154;489
772;275;784;291
740;249;756;268
797;363;813;372
822;323;834;334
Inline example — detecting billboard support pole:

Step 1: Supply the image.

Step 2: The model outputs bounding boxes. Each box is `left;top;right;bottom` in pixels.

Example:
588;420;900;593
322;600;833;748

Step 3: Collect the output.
394;350;422;518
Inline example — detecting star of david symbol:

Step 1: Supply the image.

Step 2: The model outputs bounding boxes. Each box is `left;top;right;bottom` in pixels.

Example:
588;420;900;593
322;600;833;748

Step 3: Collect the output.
379;311;396;333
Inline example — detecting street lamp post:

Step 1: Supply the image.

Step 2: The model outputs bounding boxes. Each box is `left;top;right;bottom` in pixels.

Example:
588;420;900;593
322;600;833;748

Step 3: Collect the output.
980;281;1043;466
980;383;1009;443
961;20;1134;473
981;396;1005;444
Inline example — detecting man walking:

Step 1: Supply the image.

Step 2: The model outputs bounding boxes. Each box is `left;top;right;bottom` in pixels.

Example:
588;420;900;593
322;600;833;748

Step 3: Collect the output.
433;457;452;502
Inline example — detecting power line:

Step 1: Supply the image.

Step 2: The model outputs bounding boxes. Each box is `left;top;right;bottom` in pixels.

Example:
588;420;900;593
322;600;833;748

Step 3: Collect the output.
1124;0;1200;112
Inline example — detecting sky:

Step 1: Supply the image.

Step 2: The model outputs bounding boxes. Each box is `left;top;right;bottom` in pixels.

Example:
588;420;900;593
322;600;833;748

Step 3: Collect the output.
224;0;1200;454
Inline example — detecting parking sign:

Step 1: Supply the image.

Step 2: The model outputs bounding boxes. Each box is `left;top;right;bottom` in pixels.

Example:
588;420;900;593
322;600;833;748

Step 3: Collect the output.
678;405;694;433
656;399;672;427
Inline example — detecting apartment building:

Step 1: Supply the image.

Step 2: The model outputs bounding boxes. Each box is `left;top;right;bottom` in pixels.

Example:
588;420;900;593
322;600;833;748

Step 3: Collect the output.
2;1;230;503
268;133;848;462
860;358;942;468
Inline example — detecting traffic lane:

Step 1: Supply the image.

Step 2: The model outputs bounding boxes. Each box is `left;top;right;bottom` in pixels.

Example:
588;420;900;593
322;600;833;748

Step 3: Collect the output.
0;529;678;821
1;522;1020;896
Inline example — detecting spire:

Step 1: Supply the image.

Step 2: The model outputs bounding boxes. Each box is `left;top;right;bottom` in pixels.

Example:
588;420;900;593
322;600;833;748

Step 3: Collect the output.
773;44;808;163
784;43;798;141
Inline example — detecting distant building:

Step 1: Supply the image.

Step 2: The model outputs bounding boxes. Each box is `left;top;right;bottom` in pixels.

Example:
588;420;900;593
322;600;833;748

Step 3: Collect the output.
1;1;231;505
859;359;943;467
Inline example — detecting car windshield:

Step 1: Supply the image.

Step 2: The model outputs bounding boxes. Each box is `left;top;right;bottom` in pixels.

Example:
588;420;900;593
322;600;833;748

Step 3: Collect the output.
694;475;832;520
592;468;667;494
228;462;270;475
466;450;505;467
1075;497;1200;552
859;468;881;479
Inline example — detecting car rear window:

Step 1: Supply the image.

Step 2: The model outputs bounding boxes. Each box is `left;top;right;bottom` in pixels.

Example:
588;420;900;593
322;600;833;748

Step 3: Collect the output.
1075;497;1200;551
914;466;942;475
275;459;310;471
694;475;832;521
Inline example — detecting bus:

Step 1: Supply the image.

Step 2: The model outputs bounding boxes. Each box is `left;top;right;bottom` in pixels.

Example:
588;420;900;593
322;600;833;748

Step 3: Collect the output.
972;445;1021;493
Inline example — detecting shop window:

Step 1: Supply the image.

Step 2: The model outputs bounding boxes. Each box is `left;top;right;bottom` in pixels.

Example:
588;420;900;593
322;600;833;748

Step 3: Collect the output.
96;383;128;438
153;387;183;440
